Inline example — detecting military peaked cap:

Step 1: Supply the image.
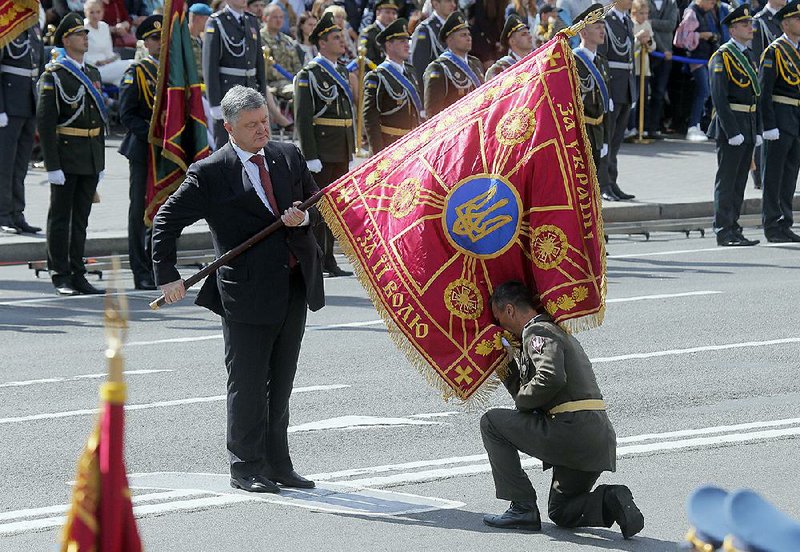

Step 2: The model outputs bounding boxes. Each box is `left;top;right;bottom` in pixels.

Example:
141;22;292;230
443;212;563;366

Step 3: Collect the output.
375;0;399;11
721;4;753;26
136;15;163;41
501;14;528;49
574;3;604;25
376;18;409;44
439;11;469;43
777;0;800;20
54;13;88;48
310;11;341;45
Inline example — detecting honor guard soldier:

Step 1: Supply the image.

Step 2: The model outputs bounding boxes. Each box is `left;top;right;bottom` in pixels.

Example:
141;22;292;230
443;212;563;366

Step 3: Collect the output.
708;5;762;247
363;19;422;153
573;5;612;188
359;0;399;69
118;15;162;290
188;3;212;85
203;0;267;150
423;12;485;118
753;0;785;61
0;21;44;235
410;0;457;99
485;15;533;81
760;0;800;242
37;14;107;296
599;0;636;201
294;12;354;277
261;3;303;101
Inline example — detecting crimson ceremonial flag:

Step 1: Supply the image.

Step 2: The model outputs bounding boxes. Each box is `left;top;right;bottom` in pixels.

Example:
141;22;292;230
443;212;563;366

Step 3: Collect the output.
145;0;210;226
61;382;142;551
0;0;38;49
319;34;606;404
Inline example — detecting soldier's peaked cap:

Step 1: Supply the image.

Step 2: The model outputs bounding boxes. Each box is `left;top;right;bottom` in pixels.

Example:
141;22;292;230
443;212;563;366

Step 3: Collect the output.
376;18;409;44
439;11;469;43
375;0;399;11
721;4;753;26
501;15;528;49
724;489;800;552
777;0;800;20
54;13;89;48
136;15;163;40
574;3;605;25
309;11;341;45
685;485;730;550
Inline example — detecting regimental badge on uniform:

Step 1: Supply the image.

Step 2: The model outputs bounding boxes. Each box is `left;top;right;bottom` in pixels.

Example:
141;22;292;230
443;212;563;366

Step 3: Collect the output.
529;335;546;355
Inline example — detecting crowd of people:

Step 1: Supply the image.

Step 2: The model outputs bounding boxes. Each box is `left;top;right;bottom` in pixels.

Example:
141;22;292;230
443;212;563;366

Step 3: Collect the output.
0;0;798;297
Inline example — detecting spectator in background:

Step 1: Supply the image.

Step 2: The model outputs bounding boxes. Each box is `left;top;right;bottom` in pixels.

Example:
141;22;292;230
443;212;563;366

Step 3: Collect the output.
311;0;333;20
557;0;590;24
646;0;678;138
506;0;538;32
271;0;299;35
53;0;88;20
142;0;165;14
262;3;303;100
125;0;149;26
627;0;655;136
296;12;319;63
467;0;506;68
84;0;133;85
324;4;357;59
679;0;719;141
248;0;268;20
102;0;139;47
535;5;569;44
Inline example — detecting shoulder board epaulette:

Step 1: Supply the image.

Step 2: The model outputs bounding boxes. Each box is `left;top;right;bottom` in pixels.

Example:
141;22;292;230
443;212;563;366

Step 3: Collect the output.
210;11;221;18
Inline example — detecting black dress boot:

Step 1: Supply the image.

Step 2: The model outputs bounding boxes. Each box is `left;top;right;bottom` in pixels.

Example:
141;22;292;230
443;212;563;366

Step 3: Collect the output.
483;501;542;531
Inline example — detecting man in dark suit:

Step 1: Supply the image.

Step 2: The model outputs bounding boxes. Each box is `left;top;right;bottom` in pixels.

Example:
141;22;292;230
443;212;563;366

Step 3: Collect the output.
152;85;325;493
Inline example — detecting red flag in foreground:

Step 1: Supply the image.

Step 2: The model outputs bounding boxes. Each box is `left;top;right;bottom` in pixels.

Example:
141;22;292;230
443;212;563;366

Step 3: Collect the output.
61;382;141;551
0;0;38;49
145;0;210;226
319;34;606;404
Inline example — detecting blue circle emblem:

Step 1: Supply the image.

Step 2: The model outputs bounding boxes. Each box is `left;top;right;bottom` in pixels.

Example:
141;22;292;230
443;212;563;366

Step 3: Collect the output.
443;175;521;259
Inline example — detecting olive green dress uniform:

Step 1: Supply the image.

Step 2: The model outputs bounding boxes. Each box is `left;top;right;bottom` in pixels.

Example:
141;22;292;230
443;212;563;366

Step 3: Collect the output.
410;11;446;101
480;313;618;528
759;0;800;242
423;12;485;117
752;4;782;63
261;29;303;100
708;7;762;246
363;19;422;153
37;15;106;289
574;47;612;188
294;12;355;273
485;15;528;81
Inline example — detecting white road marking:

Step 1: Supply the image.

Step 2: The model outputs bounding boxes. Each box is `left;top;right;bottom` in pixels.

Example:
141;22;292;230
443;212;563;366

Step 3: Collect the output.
409;412;461;419
606;291;722;303
610;242;791;259
0;369;172;389
0;385;350;425
0;290;169;307
591;337;800;364
288;415;440;433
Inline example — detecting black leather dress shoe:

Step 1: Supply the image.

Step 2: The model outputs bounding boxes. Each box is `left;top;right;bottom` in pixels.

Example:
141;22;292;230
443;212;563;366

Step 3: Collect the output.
326;266;353;277
230;474;280;493
611;183;635;200
13;220;41;234
783;229;800;242
601;190;620;202
604;485;644;539
0;224;19;234
733;231;760;246
72;275;104;295
135;277;157;290
267;470;316;489
766;232;793;243
483;501;541;531
717;234;747;247
54;282;80;296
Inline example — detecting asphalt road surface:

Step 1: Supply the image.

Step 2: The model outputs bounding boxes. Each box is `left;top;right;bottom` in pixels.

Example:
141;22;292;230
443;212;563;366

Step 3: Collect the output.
1;230;799;551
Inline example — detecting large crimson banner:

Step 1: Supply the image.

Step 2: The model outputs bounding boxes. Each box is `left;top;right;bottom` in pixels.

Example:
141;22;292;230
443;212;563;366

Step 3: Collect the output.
320;34;606;404
0;0;39;49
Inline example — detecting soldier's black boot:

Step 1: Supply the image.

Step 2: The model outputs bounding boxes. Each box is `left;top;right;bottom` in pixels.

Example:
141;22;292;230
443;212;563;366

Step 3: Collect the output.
604;485;644;539
483;501;542;531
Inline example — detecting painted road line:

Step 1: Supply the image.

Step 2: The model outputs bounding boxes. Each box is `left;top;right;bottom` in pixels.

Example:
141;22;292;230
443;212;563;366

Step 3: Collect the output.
288;415;440;433
0;369;172;389
0;290;173;307
591;337;800;364
0;385;350;425
610;242;792;259
618;417;800;444
606;291;722;303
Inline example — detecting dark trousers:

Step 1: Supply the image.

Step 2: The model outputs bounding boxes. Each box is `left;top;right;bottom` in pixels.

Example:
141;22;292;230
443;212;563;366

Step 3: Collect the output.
480;410;611;528
762;133;800;234
587;128;607;189
222;272;307;478
313;161;348;271
714;140;754;237
46;173;99;281
0;116;35;224
646;57;671;133
213;119;228;151
128;159;153;282
606;102;631;186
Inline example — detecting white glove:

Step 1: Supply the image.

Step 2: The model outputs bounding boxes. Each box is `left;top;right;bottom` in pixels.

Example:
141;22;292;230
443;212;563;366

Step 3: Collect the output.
48;170;66;185
600;143;609;158
609;98;614;112
0;113;7;128
98;170;105;183
763;128;780;141
756;135;763;147
728;134;744;146
306;159;322;173
348;159;358;171
210;106;223;120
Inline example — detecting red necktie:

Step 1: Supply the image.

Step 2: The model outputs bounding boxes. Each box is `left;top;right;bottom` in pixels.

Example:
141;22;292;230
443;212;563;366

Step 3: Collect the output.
249;154;297;268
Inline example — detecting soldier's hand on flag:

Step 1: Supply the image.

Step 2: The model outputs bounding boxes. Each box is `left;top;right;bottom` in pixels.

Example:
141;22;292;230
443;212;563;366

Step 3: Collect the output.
281;201;307;227
160;279;186;304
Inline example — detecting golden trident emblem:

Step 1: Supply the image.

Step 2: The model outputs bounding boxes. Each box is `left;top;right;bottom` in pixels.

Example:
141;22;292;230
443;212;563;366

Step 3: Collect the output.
451;184;513;243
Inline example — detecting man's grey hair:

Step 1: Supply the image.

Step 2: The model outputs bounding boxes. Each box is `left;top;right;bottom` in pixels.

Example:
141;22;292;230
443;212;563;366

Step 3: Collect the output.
220;86;268;124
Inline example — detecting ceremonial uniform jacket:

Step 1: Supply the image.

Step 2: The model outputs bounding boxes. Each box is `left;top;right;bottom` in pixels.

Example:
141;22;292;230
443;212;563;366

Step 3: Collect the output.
261;29;302;94
294;58;356;163
752;7;782;64
0;26;44;118
759;36;800;137
600;10;636;105
363;61;422;152
36;60;105;175
423;52;484;117
485;51;520;81
503;314;616;473
359;22;384;67
574;49;612;151
708;42;761;143
410;14;445;94
202;9;266;109
118;56;158;163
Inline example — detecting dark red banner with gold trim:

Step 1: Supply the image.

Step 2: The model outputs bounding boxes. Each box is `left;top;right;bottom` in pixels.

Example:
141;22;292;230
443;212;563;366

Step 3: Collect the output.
0;0;38;49
320;35;606;404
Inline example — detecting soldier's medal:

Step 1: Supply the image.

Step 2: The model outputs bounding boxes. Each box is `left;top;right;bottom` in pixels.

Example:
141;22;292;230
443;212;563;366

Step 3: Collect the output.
529;335;546;355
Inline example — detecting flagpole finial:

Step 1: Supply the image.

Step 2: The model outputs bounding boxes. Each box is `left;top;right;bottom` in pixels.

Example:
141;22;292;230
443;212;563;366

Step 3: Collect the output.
559;2;614;38
104;256;128;384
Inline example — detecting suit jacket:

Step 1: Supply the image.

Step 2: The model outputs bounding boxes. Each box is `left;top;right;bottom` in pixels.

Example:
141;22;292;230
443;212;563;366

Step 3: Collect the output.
708;43;761;143
0;26;45;118
151;141;325;325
